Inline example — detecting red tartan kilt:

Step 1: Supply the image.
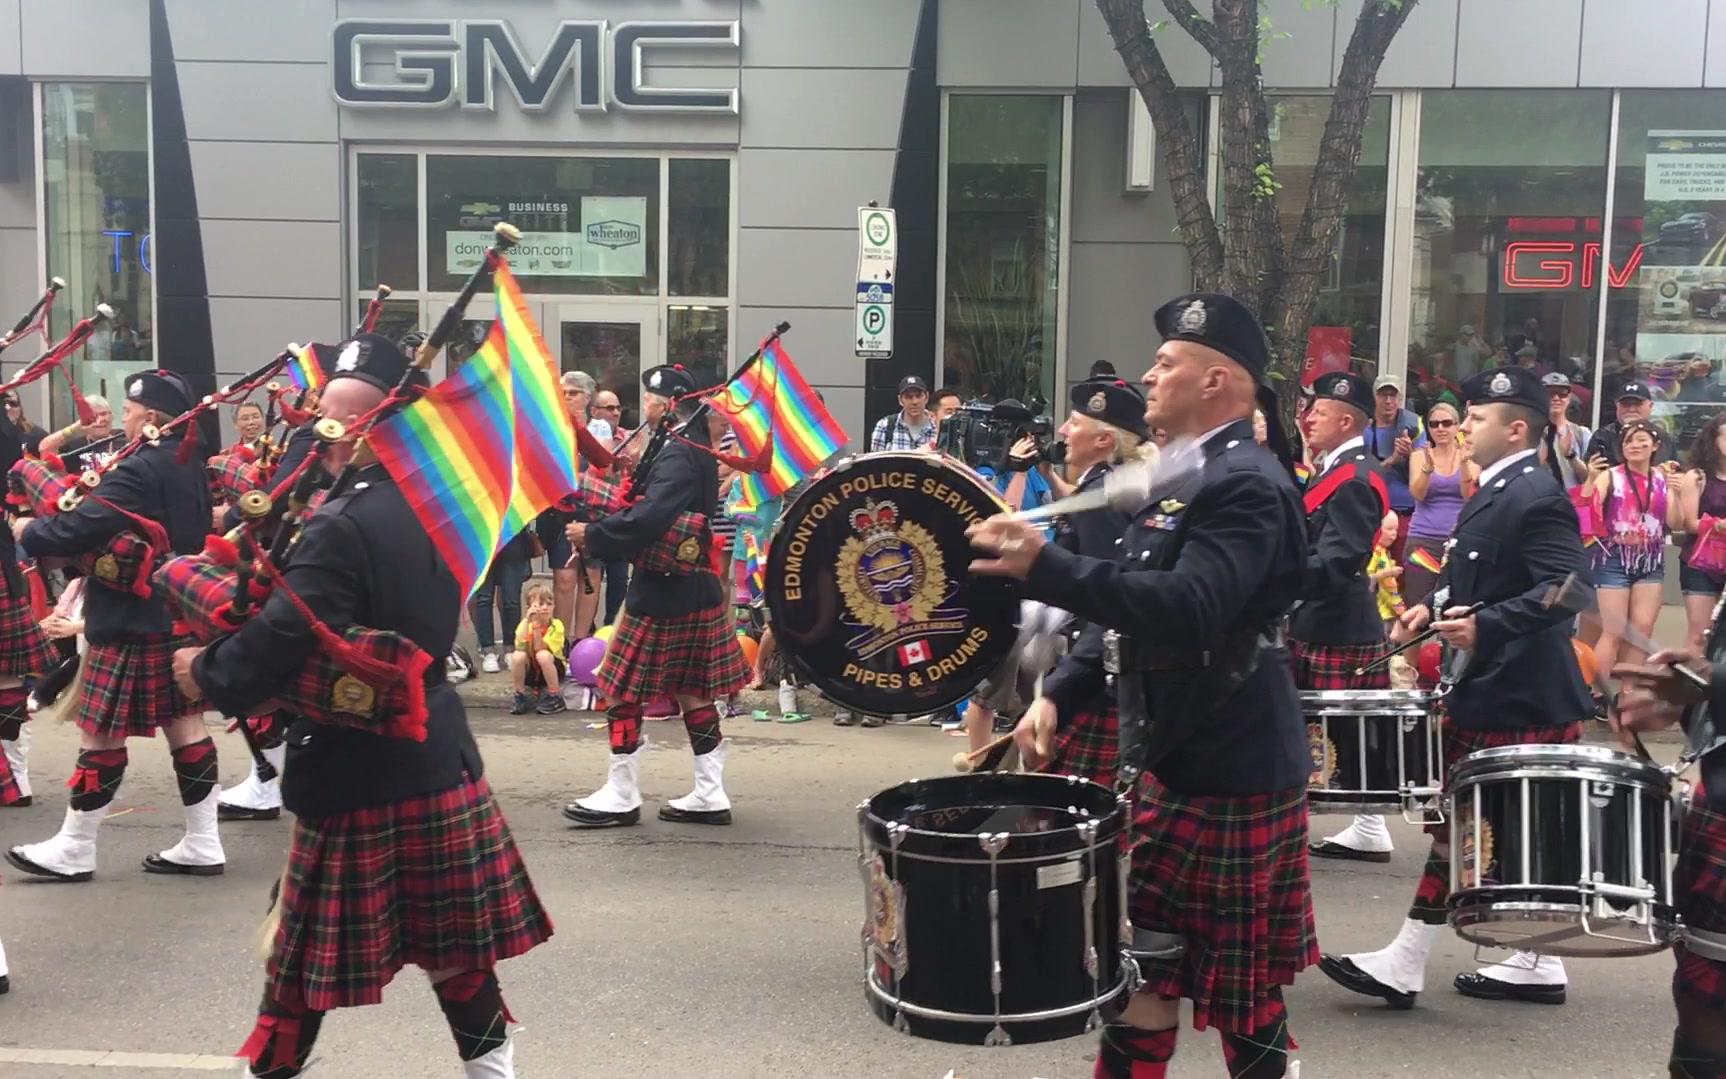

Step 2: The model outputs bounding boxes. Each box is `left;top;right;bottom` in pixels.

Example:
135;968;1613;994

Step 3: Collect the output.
595;602;749;703
1042;705;1119;787
1676;791;1726;1009
1288;639;1389;691
0;579;55;678
267;776;554;1013
74;633;207;739
1127;777;1317;1033
1423;705;1585;838
0;736;19;805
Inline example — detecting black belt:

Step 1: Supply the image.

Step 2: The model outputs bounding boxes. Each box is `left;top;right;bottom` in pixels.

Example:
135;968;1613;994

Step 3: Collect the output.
1103;627;1286;674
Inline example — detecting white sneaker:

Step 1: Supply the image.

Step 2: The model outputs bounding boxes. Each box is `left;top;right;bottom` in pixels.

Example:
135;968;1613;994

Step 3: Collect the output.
481;652;502;675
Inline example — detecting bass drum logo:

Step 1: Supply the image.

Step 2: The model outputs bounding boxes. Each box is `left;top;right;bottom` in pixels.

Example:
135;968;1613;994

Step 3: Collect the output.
837;499;946;638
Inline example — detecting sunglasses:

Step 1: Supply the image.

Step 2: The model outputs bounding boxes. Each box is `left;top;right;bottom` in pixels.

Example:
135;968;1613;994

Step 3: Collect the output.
593;404;621;411
1429;418;1457;428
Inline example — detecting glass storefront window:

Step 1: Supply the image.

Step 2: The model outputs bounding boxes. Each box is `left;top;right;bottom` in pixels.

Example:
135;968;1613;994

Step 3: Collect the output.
356;153;419;294
425;155;659;297
1409;91;1612;417
669;305;729;392
42;83;152;423
669;159;730;298
1605;91;1726;453
943;95;1064;415
1268;96;1391;386
354;296;420;346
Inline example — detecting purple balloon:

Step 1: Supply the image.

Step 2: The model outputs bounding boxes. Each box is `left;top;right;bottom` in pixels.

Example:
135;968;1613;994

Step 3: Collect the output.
568;636;607;687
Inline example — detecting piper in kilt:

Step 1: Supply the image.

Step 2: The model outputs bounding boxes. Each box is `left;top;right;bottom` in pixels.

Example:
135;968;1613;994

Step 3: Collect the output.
175;334;551;1079
1036;377;1147;786
1290;371;1396;864
1321;365;1595;1013
562;364;749;829
971;293;1316;1079
0;400;63;810
6;371;215;881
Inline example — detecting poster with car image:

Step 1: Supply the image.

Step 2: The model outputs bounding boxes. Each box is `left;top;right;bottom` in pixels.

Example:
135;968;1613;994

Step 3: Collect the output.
1637;132;1726;442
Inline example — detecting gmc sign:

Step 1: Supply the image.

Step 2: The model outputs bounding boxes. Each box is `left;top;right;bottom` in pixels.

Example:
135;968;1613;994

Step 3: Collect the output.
332;20;740;114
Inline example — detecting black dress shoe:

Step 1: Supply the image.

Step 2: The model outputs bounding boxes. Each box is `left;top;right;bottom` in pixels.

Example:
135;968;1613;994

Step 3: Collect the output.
4;848;91;882
1309;840;1392;863
217;803;281;822
0;973;9;995
1;796;32;808
561;803;641;828
1318;954;1417;1010
657;805;732;825
140;854;225;876
1453;972;1566;1004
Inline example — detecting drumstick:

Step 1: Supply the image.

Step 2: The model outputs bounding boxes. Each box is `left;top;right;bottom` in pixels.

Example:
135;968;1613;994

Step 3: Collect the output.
1353;603;1486;675
1008;437;1202;523
952;732;1018;774
1545;573;1709;691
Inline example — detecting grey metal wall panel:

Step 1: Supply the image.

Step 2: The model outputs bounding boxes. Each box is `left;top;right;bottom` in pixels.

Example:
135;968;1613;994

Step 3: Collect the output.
743;0;919;69
738;304;867;438
0;227;33;327
335;68;739;146
1070;94;1188;244
1581;0;1708;87
179;61;337;144
738;149;895;231
1068;242;1190;381
815;384;866;453
202;220;342;301
165;0;336;63
1076;2;1212;89
739;68;909;149
188;142;340;223
939;0;1080;88
736;227;855;309
1454;0;1582;87
208;297;343;370
1333;0;1458;88
1259;0;1338;89
19;0;149;78
0;171;30;229
0;0;19;76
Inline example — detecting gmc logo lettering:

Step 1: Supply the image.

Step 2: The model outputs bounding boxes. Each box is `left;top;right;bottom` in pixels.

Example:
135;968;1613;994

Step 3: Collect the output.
332;20;740;114
1502;241;1646;291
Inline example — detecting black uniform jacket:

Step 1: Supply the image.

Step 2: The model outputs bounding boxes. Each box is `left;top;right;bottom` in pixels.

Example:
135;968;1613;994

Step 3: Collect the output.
194;465;482;819
1288;447;1386;647
584;420;722;618
1031;419;1309;796
23;436;208;645
1055;462;1132;559
1436;452;1594;732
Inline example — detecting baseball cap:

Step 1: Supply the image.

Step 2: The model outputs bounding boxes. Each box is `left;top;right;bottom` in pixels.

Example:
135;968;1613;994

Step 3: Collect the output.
1459;324;1476;336
896;375;928;396
1374;374;1402;393
1541;372;1572;390
1515;344;1539;358
1618;380;1652;402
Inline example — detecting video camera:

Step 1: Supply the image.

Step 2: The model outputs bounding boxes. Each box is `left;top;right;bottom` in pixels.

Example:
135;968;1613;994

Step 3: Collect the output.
935;398;1065;473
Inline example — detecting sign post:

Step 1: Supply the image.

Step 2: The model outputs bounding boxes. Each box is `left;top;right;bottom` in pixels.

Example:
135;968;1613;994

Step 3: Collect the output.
855;206;897;359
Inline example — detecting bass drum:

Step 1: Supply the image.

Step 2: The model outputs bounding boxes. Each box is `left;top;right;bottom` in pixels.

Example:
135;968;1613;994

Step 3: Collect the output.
767;452;1020;718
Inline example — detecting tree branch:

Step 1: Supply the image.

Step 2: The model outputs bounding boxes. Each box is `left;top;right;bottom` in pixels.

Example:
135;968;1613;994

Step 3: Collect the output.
1161;0;1217;55
1212;0;1282;313
1095;0;1224;287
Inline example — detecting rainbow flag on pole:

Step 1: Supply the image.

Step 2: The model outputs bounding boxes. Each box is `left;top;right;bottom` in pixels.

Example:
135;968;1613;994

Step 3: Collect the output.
369;260;577;597
286;345;327;395
742;529;766;603
708;339;846;510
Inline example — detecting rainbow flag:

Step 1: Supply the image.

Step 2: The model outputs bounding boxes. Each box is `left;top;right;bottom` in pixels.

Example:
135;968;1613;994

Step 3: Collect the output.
1407;545;1444;575
369;260;577;597
287;344;327;395
742;529;766;603
708;339;846;510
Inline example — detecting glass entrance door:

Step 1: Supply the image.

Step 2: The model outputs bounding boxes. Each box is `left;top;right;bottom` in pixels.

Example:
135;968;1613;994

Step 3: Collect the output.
548;305;660;433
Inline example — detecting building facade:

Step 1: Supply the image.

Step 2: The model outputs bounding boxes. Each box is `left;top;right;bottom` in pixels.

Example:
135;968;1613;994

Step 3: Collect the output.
2;0;1725;445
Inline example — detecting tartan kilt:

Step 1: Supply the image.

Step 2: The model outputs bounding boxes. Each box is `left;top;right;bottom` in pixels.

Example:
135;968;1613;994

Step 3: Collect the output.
1423;703;1584;838
1288;639;1389;691
1675;790;1726;1009
1042;705;1119;787
266;776;553;1013
74;633;207;739
1128;776;1317;1033
0;579;55;678
595;601;749;703
0;740;20;805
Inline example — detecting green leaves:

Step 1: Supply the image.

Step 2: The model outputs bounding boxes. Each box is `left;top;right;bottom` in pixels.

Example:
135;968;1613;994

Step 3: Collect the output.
1253;162;1283;199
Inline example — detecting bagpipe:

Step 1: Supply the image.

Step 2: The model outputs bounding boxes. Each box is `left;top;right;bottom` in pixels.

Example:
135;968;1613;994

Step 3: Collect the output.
560;451;712;577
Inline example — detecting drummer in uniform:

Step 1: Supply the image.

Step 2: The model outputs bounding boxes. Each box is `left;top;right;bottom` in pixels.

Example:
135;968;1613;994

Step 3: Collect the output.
1319;364;1593;1010
970;293;1315;1079
1038;377;1147;784
1291;372;1397;864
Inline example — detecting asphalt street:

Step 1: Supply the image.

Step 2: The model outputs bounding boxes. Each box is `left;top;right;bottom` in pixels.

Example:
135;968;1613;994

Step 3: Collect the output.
0;688;1688;1078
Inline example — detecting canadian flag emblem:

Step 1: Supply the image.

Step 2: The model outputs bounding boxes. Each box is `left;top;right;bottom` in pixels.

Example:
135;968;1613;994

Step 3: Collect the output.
898;640;931;666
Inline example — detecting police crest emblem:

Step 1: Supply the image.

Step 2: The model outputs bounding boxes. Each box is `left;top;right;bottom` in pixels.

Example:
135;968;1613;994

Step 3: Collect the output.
838;500;946;633
863;852;908;976
1489;371;1513;396
1307;724;1337;790
329;673;377;718
1087;391;1107;413
1177;299;1207;335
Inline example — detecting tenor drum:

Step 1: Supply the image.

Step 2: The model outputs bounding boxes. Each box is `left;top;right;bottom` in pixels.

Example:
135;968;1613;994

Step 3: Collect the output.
1448;744;1681;957
859;773;1132;1045
766;452;1019;718
1302;690;1443;820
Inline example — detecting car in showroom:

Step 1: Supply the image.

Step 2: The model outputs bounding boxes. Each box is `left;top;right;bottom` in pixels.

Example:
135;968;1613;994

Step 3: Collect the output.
1690;280;1726;319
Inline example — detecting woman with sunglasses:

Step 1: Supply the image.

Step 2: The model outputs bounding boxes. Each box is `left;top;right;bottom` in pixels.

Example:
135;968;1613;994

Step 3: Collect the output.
1586;420;1686;683
1402;401;1477;606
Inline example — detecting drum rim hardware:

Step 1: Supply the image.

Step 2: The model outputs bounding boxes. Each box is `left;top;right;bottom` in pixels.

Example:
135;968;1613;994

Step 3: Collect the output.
1303;690;1445;824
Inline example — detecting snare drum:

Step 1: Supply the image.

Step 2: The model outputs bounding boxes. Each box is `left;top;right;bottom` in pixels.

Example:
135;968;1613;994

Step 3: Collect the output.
1448;744;1681;957
767;452;1019;718
858;773;1132;1045
1303;690;1443;820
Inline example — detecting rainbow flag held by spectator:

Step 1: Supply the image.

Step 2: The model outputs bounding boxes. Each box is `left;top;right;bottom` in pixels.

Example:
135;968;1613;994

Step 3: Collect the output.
707;338;846;511
370;259;577;598
1407;545;1444;576
286;344;328;395
742;529;766;603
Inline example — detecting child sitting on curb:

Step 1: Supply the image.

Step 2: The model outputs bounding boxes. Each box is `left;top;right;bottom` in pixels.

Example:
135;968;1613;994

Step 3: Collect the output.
510;585;568;715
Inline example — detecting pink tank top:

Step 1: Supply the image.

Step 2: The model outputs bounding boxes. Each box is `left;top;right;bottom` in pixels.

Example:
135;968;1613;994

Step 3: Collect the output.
1604;466;1667;558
